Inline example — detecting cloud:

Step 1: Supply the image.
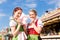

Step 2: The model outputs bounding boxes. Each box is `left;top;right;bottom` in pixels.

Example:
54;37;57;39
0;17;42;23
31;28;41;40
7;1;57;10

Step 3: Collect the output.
13;0;23;5
0;9;6;19
48;0;60;8
0;9;6;17
40;0;60;9
0;13;6;17
0;9;3;12
25;3;37;8
47;8;54;11
13;0;37;9
41;0;56;5
0;0;7;4
25;0;37;8
26;0;36;2
49;0;55;4
55;0;60;8
0;13;6;20
13;0;37;7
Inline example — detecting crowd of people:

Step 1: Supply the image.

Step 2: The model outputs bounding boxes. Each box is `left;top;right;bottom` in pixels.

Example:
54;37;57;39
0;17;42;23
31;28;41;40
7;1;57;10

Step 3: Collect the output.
2;7;44;40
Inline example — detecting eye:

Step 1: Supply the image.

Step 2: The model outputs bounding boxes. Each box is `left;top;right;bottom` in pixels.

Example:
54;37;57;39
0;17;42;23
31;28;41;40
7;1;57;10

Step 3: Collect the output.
18;12;21;14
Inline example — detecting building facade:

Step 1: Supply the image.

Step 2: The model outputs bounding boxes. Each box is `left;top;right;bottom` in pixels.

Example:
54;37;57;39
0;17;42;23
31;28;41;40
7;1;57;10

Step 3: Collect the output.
40;8;60;40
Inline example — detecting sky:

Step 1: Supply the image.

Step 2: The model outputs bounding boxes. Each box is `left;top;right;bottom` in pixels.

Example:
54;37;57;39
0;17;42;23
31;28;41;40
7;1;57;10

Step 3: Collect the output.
0;0;60;31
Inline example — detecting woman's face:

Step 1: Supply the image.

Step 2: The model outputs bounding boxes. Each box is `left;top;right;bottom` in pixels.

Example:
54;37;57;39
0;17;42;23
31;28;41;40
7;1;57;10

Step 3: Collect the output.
14;10;22;19
29;11;36;21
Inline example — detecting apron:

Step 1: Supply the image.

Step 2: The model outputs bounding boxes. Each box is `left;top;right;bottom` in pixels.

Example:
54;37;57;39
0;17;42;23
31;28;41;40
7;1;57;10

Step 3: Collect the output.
12;20;27;40
27;19;42;40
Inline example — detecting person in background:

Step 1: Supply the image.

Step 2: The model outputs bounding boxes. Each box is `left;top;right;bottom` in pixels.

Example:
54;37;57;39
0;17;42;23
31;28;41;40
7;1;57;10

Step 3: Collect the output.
27;9;44;40
9;7;27;40
4;28;10;40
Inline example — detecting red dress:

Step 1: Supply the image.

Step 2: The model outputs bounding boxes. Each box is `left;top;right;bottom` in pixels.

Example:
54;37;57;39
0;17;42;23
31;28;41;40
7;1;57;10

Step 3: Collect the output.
28;19;39;35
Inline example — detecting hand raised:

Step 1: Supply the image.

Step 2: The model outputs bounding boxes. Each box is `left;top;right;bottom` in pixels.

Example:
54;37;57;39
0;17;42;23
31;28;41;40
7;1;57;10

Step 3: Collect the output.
16;18;21;24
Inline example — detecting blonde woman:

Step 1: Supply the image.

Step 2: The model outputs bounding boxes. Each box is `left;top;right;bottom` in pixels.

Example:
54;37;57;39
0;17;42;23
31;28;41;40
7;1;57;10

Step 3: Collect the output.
27;9;44;40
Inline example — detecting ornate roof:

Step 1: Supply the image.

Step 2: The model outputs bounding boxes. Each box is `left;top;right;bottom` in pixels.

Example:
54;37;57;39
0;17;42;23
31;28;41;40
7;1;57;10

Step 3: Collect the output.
41;8;60;26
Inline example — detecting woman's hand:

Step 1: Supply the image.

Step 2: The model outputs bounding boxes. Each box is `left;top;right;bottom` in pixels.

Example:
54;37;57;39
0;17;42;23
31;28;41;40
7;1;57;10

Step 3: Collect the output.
16;18;21;24
28;23;34;28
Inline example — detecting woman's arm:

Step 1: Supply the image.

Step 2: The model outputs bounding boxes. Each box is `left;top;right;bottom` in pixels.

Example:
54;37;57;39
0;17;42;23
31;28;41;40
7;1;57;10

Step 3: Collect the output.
10;18;21;37
33;20;43;34
33;23;43;34
13;18;21;37
12;24;21;37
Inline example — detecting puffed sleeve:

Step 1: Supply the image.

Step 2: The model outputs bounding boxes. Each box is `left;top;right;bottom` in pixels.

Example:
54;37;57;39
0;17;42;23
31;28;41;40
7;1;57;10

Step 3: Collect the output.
22;16;28;24
37;19;44;27
9;16;17;27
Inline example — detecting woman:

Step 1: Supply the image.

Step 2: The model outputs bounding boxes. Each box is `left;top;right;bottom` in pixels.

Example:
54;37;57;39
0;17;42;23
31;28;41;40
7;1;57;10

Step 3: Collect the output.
27;9;43;40
9;7;27;40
